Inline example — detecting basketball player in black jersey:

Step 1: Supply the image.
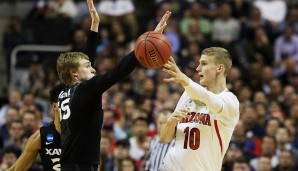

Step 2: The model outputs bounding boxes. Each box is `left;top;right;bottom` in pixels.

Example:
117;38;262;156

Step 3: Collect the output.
56;0;171;170
7;84;64;171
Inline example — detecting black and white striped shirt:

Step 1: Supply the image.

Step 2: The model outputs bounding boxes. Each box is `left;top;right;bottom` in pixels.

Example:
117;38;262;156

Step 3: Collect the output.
144;137;175;171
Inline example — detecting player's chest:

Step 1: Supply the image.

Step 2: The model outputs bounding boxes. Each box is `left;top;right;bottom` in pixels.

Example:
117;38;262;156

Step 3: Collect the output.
177;98;216;129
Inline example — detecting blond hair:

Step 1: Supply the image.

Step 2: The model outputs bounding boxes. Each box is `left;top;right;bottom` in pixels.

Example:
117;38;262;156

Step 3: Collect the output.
201;47;232;76
56;52;89;85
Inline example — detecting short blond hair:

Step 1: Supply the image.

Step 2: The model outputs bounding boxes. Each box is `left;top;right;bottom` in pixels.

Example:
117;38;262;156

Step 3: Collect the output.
56;52;89;85
201;47;232;76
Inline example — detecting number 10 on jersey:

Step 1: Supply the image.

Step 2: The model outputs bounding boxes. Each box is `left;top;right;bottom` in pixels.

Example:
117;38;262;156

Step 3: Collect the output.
183;127;200;150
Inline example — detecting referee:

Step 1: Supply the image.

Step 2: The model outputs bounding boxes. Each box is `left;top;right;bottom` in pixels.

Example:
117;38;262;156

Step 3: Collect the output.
144;110;174;171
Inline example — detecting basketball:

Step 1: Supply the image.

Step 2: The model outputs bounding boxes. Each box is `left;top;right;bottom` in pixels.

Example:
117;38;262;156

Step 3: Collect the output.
134;31;172;68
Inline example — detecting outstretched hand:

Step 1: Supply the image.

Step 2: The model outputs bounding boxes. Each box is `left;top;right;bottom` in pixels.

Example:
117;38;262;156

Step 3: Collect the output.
87;0;100;32
163;57;190;86
154;11;171;33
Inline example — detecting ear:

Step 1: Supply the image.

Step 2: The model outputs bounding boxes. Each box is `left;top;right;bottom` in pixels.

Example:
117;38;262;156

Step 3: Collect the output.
217;64;225;74
51;102;58;111
70;69;78;79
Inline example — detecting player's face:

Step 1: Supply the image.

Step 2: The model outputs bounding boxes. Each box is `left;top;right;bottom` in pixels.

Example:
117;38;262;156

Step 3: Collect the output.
76;59;96;82
196;55;218;87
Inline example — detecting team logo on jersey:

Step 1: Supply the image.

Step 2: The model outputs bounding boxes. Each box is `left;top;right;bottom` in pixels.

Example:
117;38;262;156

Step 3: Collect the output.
45;148;61;155
180;112;211;126
47;134;54;142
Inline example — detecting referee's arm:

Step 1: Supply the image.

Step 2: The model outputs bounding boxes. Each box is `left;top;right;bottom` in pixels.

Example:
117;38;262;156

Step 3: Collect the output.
160;120;176;144
160;108;189;144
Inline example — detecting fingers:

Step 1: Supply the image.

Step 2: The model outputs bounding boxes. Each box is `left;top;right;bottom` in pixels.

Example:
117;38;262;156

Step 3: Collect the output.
163;78;172;82
170;108;190;122
167;60;175;67
162;68;176;77
160;24;167;31
163;77;176;83
87;0;92;8
155;11;171;33
87;0;96;10
163;63;171;69
169;56;176;65
159;11;171;27
161;11;172;22
163;61;178;83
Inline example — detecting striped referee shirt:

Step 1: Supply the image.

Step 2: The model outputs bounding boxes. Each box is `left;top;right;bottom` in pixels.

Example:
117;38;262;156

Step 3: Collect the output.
144;137;175;171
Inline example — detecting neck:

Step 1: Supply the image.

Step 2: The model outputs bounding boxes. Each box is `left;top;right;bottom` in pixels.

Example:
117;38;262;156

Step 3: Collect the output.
207;76;227;93
68;81;78;86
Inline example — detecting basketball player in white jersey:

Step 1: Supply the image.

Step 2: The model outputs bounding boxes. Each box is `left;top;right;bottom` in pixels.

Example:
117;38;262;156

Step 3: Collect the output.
160;47;240;171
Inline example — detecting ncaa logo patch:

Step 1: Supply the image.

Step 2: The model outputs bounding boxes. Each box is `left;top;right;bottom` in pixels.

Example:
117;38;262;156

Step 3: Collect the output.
46;134;54;142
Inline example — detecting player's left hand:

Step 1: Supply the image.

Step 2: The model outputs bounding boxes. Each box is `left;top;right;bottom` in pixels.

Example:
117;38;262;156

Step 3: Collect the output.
154;11;171;33
163;57;190;86
87;0;100;24
87;0;99;32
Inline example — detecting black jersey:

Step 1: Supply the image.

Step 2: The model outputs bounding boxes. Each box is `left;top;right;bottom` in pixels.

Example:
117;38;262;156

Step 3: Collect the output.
39;122;61;171
58;51;138;165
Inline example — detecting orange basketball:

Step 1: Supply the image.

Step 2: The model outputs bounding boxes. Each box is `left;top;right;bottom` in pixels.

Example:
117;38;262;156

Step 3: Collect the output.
134;31;172;68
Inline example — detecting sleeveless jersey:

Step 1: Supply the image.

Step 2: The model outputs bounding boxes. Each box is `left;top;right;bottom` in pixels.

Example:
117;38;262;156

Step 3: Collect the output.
39;122;61;171
160;81;239;171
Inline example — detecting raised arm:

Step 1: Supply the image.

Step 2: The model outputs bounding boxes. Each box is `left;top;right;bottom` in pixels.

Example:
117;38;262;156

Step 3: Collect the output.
81;11;172;94
88;0;99;33
84;0;100;65
7;131;41;171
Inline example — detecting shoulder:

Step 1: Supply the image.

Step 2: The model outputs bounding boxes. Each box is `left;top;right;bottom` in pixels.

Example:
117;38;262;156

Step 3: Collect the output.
219;90;240;112
29;130;40;141
41;122;53;128
40;122;55;132
180;91;189;100
220;90;239;102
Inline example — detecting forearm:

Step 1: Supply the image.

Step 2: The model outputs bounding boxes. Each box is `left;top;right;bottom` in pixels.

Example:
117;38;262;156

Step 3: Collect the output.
7;155;36;171
84;31;99;65
7;131;40;171
159;121;176;144
92;51;138;92
109;51;138;77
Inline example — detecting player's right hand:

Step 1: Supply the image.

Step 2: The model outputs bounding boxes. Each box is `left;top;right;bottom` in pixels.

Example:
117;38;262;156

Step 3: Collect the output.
168;108;190;123
154;11;171;33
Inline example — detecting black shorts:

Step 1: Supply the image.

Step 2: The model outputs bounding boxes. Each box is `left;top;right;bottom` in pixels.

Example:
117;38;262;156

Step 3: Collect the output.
62;164;98;171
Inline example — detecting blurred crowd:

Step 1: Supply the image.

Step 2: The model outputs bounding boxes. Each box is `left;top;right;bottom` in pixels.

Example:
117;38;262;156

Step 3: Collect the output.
2;0;298;171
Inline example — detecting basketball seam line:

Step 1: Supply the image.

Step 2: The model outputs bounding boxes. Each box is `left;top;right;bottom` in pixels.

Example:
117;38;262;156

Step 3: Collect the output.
144;36;172;52
144;32;153;68
146;40;165;66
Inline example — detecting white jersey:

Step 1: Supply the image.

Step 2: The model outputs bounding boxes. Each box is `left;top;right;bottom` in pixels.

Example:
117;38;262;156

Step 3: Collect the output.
160;80;239;171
